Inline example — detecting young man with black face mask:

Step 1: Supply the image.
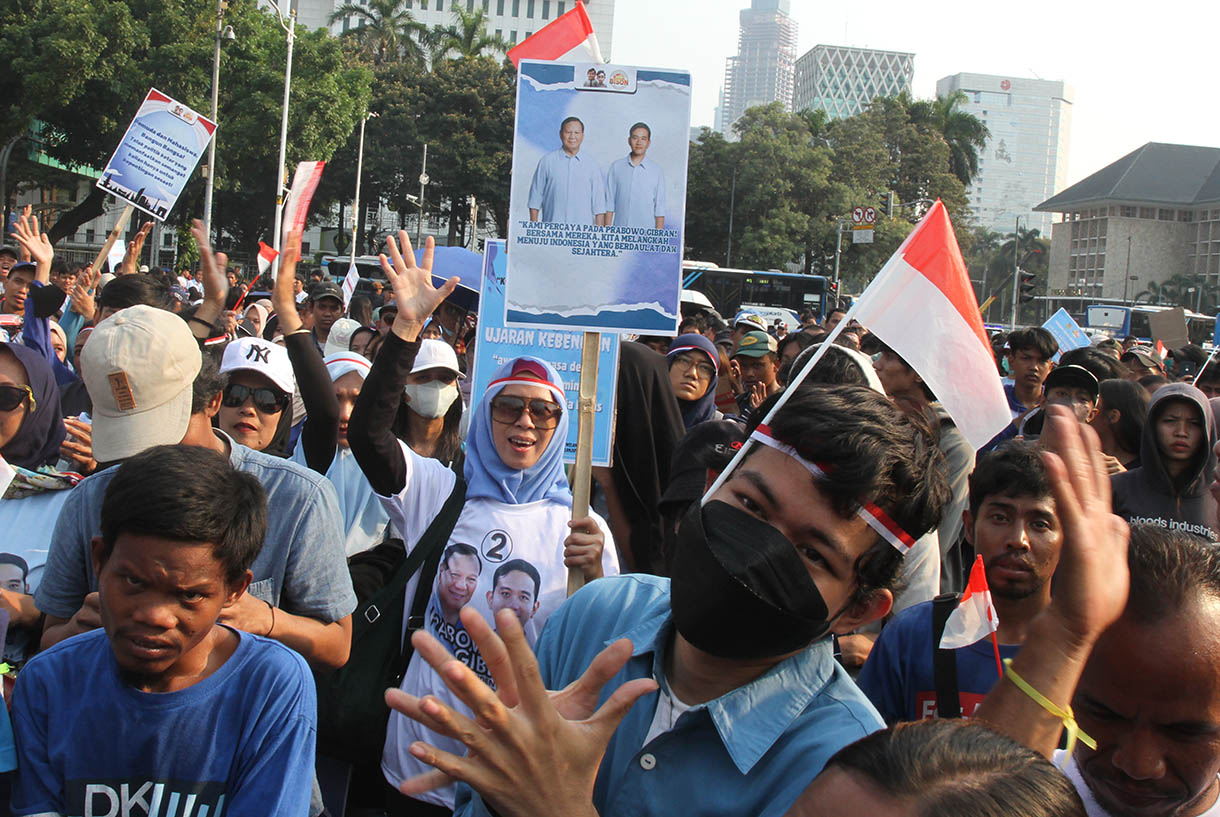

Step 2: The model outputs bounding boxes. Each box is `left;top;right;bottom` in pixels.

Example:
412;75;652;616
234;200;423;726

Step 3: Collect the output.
383;384;949;817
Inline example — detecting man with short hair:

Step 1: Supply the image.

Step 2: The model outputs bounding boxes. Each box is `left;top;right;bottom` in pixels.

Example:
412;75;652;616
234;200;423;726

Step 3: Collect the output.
12;445;317;817
1196;364;1220;400
37;305;355;672
0;245;17;282
307;280;345;349
435;544;482;627
730;310;767;345
823;308;847;333
390;384;950;817
0;262;35;324
732;329;781;413
528;117;607;226
858;442;1062;722
583;67;598;87
1005;327;1058;416
605;122;666;229
487;559;541;630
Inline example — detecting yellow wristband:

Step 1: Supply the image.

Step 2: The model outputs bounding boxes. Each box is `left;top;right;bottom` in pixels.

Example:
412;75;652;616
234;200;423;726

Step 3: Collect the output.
1003;658;1096;763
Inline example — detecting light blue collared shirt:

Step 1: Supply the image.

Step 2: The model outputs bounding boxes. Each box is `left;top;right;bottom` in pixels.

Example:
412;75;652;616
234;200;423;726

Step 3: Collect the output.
527;148;606;225
453;574;883;817
606;155;666;228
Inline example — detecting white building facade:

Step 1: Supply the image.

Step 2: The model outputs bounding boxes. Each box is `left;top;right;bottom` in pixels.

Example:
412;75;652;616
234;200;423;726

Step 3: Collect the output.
935;73;1073;237
792;45;913;120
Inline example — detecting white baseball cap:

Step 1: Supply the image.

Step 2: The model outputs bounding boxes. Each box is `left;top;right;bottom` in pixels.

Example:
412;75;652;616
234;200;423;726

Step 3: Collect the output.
82;305;202;463
220;337;295;394
410;339;464;378
324;317;363;358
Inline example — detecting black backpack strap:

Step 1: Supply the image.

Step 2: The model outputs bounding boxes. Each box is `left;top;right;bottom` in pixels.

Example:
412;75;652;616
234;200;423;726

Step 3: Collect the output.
931;592;962;719
391;477;467;679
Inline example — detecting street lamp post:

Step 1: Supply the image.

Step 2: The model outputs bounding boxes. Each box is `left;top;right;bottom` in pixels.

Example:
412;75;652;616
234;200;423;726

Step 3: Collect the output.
202;0;234;241
1009;216;1022;329
417;143;429;247
265;1;296;276
350;112;377;267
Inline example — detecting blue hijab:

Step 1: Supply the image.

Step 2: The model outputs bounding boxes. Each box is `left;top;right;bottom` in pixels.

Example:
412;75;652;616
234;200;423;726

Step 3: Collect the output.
464;355;572;506
667;334;720;430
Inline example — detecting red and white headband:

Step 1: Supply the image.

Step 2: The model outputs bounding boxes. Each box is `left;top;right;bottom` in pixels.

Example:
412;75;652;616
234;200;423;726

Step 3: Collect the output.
750;424;916;554
488;375;565;402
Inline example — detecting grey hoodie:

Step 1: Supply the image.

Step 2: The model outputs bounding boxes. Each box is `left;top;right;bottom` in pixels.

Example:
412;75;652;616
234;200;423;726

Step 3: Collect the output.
1110;383;1218;541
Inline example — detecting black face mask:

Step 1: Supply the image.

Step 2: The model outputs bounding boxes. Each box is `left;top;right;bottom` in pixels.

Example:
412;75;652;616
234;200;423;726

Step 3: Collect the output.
670;500;841;660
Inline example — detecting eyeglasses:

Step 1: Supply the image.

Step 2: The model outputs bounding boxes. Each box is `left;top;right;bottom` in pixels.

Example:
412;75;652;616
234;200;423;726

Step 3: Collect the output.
222;383;289;414
490;395;562;429
671;354;716;380
0;384;35;413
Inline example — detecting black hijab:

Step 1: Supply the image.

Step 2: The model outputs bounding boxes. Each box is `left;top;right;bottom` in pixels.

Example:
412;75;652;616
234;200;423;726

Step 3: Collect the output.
1;342;66;469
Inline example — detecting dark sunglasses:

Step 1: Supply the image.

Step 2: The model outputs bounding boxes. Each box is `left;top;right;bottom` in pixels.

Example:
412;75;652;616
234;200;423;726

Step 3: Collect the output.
490;395;562;429
222;383;289;414
0;384;35;412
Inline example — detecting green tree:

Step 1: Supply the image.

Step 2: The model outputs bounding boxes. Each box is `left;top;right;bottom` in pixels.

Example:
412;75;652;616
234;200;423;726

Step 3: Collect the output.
329;0;428;65
2;0;371;256
430;6;512;62
910;90;989;186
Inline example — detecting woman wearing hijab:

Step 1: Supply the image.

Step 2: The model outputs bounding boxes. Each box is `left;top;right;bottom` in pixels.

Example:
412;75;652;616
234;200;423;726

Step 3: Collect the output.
289;352;390;557
0;343;75;668
347;232;617;816
666;333;720;429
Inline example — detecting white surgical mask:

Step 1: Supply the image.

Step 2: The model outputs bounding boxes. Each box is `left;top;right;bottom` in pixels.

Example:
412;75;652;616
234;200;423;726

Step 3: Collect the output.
404;381;459;419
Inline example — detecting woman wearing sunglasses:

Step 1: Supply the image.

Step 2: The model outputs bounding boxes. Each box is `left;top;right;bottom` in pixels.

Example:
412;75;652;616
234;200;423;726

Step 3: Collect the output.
348;232;618;816
216;336;297;455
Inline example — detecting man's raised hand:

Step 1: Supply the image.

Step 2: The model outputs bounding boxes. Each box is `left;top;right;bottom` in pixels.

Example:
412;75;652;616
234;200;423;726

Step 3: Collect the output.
386;606;656;817
379;231;458;342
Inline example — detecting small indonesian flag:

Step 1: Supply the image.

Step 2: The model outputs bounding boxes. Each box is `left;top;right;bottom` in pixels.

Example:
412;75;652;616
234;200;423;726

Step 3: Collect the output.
342;261;359;308
852;201;1011;449
256;242;279;276
507;0;602;67
1155;339;1167;361
281;161;326;244
940;555;1000;650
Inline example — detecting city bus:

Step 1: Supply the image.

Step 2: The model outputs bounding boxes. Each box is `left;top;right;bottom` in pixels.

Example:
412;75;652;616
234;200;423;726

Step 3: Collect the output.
1085;303;1217;346
681;261;832;326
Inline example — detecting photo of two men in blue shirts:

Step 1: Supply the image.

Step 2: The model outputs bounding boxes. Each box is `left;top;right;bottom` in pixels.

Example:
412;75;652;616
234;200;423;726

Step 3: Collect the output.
527;116;666;229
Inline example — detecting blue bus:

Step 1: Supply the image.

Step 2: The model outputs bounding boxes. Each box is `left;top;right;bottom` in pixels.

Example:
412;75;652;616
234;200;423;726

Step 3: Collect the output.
681;262;832;327
1084;303;1216;346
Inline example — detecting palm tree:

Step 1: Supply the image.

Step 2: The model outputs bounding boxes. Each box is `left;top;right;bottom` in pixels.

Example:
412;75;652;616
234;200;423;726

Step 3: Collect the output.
917;91;989;187
329;0;428;65
430;7;511;63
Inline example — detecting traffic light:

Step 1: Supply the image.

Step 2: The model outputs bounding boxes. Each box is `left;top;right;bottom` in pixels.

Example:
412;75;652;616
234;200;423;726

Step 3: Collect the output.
1018;269;1038;303
827;280;839;309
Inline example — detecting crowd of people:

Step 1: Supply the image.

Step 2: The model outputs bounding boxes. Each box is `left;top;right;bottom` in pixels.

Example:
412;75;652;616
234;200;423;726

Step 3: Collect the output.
1;202;1220;817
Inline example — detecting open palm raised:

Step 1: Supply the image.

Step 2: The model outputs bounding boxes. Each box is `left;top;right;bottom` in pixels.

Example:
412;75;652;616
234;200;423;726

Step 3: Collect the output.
380;231;459;340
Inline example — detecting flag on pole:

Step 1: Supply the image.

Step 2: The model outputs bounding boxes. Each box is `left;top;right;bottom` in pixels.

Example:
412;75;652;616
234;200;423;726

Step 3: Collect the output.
342;261;360;308
507;0;602;67
851;201;1011;449
940;555;1000;650
281;161;326;244
256;242;279;276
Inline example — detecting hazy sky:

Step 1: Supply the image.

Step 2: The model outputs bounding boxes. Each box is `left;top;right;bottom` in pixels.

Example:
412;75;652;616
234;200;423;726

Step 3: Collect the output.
606;0;1218;188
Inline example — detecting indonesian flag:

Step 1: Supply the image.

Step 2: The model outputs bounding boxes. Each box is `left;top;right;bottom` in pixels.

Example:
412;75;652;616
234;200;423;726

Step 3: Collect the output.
256;242;279;276
342;260;359;308
281;161;326;244
852;200;1010;449
1155;339;1167;361
940;555;1000;650
507;0;602;67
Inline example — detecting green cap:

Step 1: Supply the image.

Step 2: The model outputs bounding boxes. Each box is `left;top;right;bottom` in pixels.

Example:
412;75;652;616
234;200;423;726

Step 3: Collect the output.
732;330;778;358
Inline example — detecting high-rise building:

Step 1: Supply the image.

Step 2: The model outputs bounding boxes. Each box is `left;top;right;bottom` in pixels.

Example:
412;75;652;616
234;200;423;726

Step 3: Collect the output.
792;45;913;119
308;0;616;58
936;73;1073;237
719;0;798;134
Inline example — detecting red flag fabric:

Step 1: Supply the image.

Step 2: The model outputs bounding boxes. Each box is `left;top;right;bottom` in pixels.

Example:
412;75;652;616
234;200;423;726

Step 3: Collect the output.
256;242;279;276
281;161;325;244
507;0;602;67
939;555;1000;649
851;201;1010;448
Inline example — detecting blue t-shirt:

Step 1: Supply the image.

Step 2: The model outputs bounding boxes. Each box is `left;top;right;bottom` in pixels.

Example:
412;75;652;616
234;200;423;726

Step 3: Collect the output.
857;600;1020;723
11;627;316;817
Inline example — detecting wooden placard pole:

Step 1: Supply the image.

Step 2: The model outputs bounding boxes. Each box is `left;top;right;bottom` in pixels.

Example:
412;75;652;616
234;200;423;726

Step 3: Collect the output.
567;330;601;597
89;204;135;273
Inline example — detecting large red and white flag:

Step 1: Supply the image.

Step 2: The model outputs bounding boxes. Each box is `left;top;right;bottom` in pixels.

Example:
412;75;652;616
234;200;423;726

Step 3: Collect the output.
256;242;279;276
940;555;1000;650
507;0;602;67
852;200;1010;448
281;161;325;244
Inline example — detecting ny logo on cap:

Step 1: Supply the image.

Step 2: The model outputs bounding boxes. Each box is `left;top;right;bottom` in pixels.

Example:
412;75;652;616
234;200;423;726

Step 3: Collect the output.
246;345;271;364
